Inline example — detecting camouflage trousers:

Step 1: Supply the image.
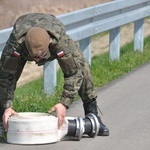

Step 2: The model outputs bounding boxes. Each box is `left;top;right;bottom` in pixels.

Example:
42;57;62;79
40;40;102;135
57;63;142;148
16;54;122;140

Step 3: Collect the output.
77;57;97;103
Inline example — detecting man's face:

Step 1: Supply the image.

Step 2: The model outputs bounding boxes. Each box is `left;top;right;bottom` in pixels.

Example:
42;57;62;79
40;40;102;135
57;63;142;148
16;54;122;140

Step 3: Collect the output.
29;48;48;62
28;38;52;62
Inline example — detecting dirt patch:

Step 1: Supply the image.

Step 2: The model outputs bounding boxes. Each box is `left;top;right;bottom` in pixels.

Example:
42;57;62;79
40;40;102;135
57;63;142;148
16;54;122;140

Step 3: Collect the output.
0;0;149;87
0;0;111;29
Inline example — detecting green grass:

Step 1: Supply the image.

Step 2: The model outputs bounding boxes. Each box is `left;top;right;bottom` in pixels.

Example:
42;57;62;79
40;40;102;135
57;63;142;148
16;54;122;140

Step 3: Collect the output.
13;69;65;113
91;37;150;87
12;36;150;113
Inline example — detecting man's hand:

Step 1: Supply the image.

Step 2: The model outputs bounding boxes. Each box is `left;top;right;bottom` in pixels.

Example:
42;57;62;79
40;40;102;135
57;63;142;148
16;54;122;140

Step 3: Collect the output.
48;103;66;129
2;108;18;132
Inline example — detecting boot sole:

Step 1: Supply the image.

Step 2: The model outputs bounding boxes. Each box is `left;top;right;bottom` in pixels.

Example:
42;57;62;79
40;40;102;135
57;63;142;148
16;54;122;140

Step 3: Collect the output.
98;131;109;136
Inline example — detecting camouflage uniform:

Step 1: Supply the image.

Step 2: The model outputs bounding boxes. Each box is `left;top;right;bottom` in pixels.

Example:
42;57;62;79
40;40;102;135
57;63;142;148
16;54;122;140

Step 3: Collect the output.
0;13;97;118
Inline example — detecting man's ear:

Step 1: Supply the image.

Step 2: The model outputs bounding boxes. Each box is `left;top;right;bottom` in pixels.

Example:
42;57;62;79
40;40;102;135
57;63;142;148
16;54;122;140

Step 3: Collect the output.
49;38;52;44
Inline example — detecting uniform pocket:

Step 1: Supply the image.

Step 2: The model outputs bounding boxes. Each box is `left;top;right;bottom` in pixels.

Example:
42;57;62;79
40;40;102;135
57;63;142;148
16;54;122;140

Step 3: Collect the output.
2;56;18;74
58;53;77;77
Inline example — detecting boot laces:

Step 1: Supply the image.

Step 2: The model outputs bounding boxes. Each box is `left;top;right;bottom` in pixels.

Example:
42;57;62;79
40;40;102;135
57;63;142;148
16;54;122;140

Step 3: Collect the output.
97;106;103;116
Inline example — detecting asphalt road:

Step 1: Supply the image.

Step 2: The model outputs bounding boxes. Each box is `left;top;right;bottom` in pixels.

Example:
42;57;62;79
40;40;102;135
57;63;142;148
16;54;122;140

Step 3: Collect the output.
1;62;150;150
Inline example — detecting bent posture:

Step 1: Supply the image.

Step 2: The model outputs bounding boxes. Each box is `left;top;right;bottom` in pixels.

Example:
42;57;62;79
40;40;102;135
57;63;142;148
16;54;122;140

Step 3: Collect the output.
0;13;109;136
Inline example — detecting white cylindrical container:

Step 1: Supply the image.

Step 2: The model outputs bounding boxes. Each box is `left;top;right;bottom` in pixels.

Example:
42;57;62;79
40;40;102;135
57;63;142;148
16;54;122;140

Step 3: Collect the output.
7;112;58;144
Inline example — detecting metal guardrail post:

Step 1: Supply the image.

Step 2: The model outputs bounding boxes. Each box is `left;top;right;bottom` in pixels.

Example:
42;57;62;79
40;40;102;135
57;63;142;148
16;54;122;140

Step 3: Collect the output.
43;60;57;94
134;19;144;52
109;27;120;61
79;37;91;65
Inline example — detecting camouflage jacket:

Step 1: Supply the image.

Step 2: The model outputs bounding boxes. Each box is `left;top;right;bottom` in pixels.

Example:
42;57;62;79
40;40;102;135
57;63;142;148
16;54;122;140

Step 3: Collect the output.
0;13;84;110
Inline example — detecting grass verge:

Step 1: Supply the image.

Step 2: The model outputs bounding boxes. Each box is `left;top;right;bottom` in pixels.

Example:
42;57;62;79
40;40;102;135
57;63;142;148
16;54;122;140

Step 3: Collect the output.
13;36;150;112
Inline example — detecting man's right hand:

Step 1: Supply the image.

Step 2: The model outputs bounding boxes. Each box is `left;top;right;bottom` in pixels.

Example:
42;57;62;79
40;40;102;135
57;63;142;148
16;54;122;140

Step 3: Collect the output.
2;108;18;132
48;103;67;129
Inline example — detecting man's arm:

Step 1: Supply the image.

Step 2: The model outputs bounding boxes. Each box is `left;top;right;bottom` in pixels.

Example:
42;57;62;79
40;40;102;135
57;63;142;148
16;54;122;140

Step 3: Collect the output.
57;49;84;108
0;33;26;109
0;33;26;130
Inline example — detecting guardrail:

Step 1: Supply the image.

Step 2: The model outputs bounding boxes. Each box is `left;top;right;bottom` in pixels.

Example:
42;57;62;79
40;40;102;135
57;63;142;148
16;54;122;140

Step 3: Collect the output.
0;0;150;94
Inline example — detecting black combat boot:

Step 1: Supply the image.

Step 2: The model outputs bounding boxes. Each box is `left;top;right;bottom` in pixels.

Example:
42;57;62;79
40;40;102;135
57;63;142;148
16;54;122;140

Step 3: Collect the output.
83;101;109;136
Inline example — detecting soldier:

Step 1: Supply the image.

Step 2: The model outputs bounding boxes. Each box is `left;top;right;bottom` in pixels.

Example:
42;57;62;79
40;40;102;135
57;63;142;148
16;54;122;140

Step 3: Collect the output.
0;13;109;137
